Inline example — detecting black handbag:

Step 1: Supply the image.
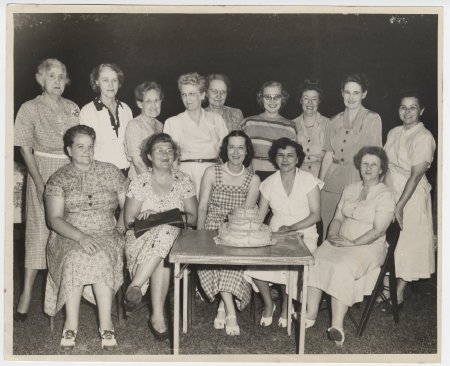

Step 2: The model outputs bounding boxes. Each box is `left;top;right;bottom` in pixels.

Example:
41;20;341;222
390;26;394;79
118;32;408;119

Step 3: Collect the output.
133;208;186;239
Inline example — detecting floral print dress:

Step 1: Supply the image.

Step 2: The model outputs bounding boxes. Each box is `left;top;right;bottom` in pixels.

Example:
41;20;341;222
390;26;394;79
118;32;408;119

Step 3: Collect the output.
44;161;128;316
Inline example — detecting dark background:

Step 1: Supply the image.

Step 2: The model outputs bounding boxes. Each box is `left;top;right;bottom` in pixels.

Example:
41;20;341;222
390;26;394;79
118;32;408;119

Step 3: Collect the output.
13;12;438;186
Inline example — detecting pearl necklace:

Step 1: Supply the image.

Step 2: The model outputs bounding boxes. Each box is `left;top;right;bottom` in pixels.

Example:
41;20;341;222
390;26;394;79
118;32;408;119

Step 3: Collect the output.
224;162;245;176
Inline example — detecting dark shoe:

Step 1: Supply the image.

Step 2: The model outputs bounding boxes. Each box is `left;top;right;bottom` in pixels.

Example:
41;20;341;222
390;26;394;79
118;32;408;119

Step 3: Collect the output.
327;327;345;346
124;286;142;314
381;300;404;314
14;311;28;322
148;320;169;341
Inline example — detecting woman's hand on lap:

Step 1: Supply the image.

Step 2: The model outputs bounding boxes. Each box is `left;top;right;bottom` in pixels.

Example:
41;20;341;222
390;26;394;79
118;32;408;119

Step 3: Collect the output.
137;209;158;220
78;234;100;254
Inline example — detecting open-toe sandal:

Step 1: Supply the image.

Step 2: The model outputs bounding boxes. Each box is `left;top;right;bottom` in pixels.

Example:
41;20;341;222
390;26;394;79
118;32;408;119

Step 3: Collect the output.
260;305;276;327
225;315;240;336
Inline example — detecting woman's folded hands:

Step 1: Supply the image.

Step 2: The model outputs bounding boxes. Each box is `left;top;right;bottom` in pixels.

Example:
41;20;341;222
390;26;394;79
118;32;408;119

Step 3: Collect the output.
328;234;355;247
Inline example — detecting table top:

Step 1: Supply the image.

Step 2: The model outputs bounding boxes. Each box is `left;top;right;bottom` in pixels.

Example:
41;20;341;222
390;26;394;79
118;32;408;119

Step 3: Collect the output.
168;229;314;266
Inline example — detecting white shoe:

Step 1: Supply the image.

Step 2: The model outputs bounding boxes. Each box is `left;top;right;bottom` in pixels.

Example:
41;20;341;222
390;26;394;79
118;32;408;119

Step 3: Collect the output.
225;315;240;336
99;328;117;350
305;318;316;329
214;307;226;329
60;329;77;350
260;305;276;327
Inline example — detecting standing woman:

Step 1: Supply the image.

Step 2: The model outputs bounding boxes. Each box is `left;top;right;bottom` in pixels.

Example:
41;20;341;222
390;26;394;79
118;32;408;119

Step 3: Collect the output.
197;130;260;336
164;72;228;197
319;74;382;238
293;79;330;178
124;81;164;179
205;73;244;132
80;63;133;175
14;58;80;321
241;81;297;177
384;91;436;307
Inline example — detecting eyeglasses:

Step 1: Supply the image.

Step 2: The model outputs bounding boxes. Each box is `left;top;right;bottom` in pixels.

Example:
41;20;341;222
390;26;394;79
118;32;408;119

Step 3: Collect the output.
263;94;282;102
302;96;319;104
209;89;227;97
180;92;199;99
152;148;174;156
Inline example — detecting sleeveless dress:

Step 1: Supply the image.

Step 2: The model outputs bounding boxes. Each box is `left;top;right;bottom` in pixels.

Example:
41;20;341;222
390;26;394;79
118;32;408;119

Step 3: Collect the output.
196;165;254;310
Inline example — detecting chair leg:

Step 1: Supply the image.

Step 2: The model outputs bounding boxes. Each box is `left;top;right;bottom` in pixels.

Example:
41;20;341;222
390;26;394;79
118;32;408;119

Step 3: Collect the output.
251;291;258;325
325;294;332;326
187;270;195;328
388;265;399;324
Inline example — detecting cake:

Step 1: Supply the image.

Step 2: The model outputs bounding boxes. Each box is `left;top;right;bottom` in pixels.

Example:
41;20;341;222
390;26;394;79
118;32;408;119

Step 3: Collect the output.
216;206;273;247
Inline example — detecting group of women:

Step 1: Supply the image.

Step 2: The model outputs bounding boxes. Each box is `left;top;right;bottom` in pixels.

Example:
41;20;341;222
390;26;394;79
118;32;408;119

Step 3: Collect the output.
14;58;436;351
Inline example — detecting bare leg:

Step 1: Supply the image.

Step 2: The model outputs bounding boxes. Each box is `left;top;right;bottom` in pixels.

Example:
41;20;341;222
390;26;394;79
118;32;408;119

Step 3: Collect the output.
16;268;38;313
305;286;323;320
396;278;408;304
63;286;84;330
330;296;348;330
129;256;164;289
93;283;114;331
220;292;238;327
149;260;170;333
253;279;274;317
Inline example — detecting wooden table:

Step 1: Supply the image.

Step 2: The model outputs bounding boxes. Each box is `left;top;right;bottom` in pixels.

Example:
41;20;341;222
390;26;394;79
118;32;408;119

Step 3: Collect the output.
168;229;314;355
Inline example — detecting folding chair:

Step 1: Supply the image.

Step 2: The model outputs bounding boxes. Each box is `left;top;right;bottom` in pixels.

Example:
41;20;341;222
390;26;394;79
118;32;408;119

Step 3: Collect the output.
339;220;402;336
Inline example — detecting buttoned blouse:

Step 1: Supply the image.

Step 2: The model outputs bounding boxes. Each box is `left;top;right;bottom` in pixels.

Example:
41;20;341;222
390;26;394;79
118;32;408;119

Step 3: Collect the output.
322;106;382;193
124;114;163;159
293;112;329;177
80;99;133;169
14;95;80;154
163;109;228;160
205;105;244;132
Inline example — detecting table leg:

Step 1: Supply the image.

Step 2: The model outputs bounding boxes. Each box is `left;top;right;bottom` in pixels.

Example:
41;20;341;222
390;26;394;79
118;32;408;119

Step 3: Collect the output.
182;267;188;333
287;269;293;336
299;265;309;355
173;263;180;355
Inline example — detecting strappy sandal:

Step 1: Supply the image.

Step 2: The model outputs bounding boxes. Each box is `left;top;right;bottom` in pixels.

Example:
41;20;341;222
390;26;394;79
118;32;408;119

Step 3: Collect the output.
260;305;276;327
214;307;226;329
225;315;240;336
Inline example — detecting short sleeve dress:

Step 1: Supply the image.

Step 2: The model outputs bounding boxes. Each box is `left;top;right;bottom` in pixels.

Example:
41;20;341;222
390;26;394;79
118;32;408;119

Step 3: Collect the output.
293;112;330;177
44;161;128;316
244;169;322;297
308;182;395;307
196;165;255;310
384;122;436;281
14;95;80;269
125;169;196;295
205;105;244;132
124;114;163;179
321;106;382;237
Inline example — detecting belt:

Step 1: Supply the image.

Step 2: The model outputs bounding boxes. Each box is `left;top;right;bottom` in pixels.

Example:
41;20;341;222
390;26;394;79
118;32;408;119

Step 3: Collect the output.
34;151;68;159
332;157;352;166
179;159;218;163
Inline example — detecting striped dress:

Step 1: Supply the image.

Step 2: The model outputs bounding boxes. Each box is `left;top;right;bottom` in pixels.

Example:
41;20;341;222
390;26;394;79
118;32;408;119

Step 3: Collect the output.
14;95;80;269
196;165;254;310
240;114;297;172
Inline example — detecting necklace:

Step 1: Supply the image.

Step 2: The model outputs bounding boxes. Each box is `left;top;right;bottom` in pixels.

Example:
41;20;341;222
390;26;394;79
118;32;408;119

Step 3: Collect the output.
224;162;245;176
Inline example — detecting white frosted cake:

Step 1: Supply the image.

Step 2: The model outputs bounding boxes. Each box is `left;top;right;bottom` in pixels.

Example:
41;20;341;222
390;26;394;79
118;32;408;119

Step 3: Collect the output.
217;207;273;247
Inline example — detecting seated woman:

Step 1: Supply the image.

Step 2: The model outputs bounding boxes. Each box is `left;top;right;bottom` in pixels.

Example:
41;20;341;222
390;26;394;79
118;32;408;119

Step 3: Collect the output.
44;125;128;351
196;130;261;336
123;133;197;340
245;138;321;327
306;146;395;346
